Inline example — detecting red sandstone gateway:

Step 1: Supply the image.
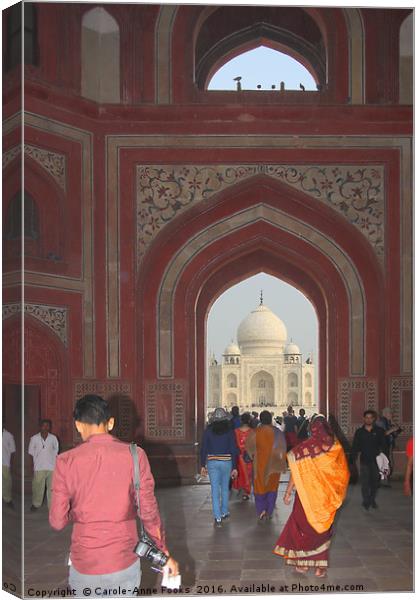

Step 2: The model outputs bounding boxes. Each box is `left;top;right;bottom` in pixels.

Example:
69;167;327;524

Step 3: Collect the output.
2;4;413;596
3;4;412;487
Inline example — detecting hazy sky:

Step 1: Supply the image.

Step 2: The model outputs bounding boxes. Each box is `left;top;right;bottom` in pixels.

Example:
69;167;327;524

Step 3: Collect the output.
208;46;317;91
207;273;318;368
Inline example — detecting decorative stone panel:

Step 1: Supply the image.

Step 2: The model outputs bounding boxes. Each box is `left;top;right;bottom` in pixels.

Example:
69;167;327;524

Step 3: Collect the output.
74;381;132;400
145;380;185;439
3;302;68;347
3;145;67;191
2;146;20;171
137;164;384;265
338;378;378;435
24;145;66;191
390;376;413;435
74;381;134;442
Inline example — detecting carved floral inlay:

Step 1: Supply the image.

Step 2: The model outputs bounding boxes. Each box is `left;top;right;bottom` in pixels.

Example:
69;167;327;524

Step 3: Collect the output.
2;146;20;171
3;144;66;190
136;164;384;265
25;145;66;190
3;303;68;346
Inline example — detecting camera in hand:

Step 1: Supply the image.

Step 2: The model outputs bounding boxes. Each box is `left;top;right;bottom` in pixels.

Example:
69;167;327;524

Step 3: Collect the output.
135;531;168;567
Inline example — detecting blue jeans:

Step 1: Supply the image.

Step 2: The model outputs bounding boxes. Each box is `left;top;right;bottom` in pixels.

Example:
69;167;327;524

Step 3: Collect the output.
68;558;141;597
207;459;232;520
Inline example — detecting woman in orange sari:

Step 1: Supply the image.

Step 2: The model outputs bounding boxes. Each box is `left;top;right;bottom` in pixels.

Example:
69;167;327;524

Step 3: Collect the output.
246;411;287;520
232;413;253;500
274;415;349;577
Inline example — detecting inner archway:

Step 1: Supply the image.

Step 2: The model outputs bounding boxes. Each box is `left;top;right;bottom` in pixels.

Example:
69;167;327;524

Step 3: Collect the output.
250;371;275;408
206;273;318;418
137;175;384;480
194;6;327;90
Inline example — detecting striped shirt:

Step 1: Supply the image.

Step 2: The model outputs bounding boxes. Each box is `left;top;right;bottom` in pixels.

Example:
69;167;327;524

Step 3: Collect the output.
207;454;232;461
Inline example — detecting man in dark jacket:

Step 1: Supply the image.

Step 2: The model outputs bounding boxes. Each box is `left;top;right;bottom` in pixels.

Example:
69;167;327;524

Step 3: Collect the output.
352;410;387;510
231;406;241;429
296;408;309;441
284;406;298;450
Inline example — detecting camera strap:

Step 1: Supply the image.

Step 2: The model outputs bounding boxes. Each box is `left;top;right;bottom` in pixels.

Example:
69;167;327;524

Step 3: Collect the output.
130;442;145;536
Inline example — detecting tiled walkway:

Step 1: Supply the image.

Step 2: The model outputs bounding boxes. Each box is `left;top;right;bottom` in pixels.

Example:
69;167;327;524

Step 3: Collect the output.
4;476;413;596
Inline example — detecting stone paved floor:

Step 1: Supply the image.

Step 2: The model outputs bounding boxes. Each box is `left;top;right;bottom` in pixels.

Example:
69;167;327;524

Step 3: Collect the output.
3;476;413;597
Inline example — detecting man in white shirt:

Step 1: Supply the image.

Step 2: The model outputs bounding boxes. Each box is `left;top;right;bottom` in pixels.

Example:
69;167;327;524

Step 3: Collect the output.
3;423;16;507
28;419;59;510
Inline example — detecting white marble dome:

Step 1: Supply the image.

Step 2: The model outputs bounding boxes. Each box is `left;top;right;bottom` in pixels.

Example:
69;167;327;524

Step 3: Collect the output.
237;304;287;355
224;342;241;355
284;342;301;355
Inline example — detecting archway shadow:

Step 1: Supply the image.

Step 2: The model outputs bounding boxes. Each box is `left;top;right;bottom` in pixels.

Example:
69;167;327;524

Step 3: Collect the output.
143;443;197;589
107;394;197;589
140;441;197;588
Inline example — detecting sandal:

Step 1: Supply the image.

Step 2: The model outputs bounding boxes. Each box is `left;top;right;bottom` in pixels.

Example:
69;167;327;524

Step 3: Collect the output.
315;567;327;578
258;510;268;520
295;566;309;573
242;494;250;500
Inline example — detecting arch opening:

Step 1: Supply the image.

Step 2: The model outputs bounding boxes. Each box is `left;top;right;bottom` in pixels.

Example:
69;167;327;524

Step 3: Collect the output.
5;3;38;71
3;159;66;264
399;13;413;105
3;316;71;451
208;45;318;91
4;191;41;259
194;7;326;91
206;273;318;417
81;7;120;103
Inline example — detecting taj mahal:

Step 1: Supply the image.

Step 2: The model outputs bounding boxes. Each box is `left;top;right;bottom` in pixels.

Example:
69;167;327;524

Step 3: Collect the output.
208;299;316;414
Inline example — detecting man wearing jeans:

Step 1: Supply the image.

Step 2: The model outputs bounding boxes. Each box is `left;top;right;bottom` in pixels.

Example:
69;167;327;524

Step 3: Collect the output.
49;395;179;597
28;419;59;510
352;410;386;510
200;408;238;527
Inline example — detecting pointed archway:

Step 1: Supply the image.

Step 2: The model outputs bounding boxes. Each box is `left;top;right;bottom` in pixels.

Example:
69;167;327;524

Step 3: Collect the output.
136;175;384;480
3;315;71;445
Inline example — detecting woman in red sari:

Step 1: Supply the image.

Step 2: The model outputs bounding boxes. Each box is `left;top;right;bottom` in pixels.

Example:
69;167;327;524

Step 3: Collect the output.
274;415;349;577
232;413;253;500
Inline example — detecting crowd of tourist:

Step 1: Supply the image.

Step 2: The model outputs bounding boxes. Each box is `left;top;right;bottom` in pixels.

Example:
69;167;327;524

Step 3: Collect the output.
1;401;413;590
200;404;412;578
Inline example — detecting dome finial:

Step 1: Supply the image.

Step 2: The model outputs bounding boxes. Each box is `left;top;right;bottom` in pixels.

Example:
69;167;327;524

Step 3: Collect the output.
260;289;263;306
